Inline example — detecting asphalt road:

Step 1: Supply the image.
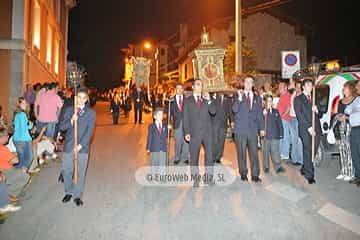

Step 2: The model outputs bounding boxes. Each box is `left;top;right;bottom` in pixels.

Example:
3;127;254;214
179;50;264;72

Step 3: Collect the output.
1;101;359;240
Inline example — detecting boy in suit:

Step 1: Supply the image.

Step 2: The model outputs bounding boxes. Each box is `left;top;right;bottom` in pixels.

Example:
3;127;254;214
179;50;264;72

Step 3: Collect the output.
59;88;96;206
294;79;322;184
146;108;168;175
262;95;286;174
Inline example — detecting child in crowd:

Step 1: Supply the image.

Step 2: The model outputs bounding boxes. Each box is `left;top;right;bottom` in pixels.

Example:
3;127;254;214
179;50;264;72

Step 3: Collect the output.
262;95;286;174
146;108;168;175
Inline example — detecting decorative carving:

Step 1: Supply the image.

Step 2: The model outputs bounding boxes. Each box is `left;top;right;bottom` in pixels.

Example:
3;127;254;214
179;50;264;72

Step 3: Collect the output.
192;30;229;92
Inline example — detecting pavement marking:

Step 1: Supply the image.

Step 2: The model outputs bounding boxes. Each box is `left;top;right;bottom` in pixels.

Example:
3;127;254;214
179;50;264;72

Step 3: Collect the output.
318;203;360;236
265;182;307;203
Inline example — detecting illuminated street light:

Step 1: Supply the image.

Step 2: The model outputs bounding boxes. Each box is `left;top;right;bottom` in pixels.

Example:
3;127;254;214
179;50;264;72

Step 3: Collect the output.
144;42;152;50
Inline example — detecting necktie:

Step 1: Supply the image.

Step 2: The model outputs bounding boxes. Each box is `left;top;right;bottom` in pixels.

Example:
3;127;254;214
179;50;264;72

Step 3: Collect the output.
196;96;201;110
77;107;84;116
158;123;162;134
179;96;183;112
307;95;311;103
247;93;251;110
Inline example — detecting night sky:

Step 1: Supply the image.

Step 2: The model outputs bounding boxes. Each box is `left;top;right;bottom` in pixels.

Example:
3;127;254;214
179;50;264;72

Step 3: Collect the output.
68;0;360;90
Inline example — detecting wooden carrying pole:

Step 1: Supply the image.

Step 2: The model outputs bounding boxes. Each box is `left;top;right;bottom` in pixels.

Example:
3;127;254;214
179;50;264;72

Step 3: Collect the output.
310;63;320;163
311;85;316;162
73;87;79;184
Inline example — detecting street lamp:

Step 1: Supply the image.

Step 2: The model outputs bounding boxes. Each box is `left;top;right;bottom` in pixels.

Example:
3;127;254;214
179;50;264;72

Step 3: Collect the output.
144;42;152;50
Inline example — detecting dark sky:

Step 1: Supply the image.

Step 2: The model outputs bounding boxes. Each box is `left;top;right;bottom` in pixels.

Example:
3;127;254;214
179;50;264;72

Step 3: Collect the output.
68;0;360;89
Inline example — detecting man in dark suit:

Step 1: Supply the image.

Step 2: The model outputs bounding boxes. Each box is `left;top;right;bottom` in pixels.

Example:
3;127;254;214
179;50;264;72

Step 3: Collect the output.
169;83;189;165
183;79;216;187
211;93;233;164
232;75;265;182
132;87;145;124
294;78;322;184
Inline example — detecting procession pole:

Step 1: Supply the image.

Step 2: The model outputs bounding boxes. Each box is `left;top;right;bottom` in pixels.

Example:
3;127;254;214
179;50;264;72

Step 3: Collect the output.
310;63;320;162
311;83;316;162
166;99;172;167
73;84;79;184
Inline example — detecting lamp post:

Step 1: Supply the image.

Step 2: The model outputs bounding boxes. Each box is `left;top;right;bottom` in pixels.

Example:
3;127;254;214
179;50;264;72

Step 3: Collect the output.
235;0;242;73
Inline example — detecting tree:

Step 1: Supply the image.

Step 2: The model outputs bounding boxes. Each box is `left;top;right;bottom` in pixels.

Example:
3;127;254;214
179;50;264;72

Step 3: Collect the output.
223;40;256;82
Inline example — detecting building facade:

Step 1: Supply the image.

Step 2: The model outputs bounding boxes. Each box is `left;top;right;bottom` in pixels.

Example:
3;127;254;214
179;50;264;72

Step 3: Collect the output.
0;0;75;116
175;12;308;84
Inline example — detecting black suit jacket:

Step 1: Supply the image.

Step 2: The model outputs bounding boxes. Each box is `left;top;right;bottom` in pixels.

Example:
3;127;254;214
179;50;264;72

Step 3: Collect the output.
294;93;322;137
146;123;168;152
212;96;233;129
132;90;145;109
183;95;216;139
169;95;185;130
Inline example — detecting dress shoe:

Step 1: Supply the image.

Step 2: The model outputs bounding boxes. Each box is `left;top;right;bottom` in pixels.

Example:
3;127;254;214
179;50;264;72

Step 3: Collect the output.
264;168;269;173
184;160;189;164
62;194;72;203
349;178;360;184
240;175;248;181
173;160;180;165
251;176;262;183
307;178;316;184
74;198;83;206
216;159;222;164
276;167;286;174
300;170;305;176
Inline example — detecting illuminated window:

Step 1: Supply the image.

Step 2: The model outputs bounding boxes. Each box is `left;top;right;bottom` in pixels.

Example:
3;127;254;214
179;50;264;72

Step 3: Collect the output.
33;1;41;49
54;40;59;74
46;25;53;64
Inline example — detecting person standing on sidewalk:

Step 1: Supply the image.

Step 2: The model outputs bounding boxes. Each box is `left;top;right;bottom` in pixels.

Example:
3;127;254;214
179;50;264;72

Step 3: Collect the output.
34;82;63;139
13;97;33;172
345;80;360;187
334;81;356;181
277;80;292;161
288;81;304;165
59;88;96;206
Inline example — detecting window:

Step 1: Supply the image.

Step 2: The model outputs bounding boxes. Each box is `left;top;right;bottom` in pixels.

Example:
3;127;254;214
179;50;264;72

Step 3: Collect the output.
46;25;53;64
33;1;41;49
316;85;330;114
54;39;59;74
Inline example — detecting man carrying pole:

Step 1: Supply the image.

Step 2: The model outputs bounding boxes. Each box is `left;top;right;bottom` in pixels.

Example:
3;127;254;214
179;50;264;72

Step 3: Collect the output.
294;79;322;184
59;88;96;206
